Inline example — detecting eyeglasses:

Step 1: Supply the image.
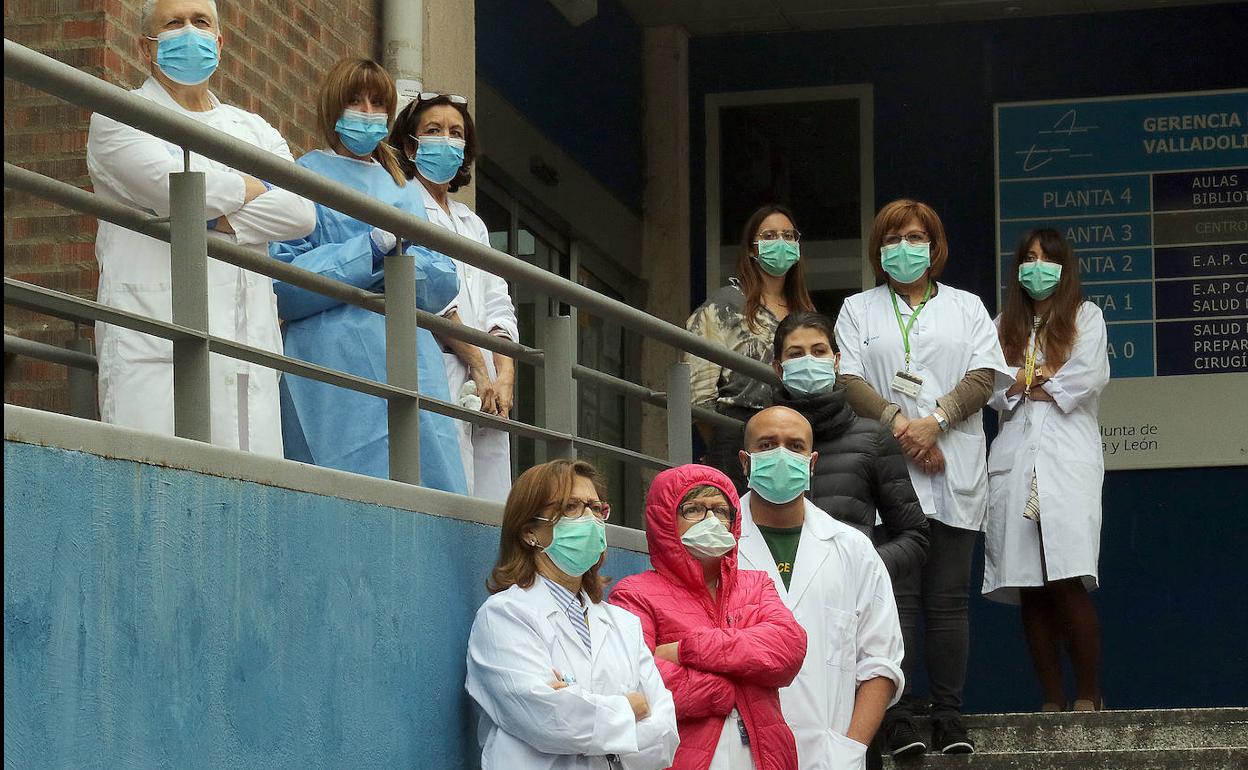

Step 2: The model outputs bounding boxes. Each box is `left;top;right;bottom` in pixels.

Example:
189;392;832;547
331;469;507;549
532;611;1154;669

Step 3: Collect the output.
882;231;930;246
537;497;611;522
417;92;468;105
678;502;736;523
756;229;801;243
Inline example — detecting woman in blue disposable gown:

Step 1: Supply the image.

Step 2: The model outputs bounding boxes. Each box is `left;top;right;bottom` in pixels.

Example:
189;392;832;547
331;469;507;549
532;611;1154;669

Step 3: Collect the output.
270;58;467;493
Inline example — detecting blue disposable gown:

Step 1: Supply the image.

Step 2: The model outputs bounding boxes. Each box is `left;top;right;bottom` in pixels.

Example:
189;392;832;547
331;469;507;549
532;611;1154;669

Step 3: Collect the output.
270;150;467;494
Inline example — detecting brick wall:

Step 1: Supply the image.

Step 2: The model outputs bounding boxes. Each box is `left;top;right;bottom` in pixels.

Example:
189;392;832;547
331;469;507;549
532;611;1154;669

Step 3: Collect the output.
3;0;380;413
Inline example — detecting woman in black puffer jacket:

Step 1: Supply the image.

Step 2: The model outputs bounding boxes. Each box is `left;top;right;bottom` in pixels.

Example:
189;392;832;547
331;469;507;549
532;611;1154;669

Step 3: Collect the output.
771;311;929;583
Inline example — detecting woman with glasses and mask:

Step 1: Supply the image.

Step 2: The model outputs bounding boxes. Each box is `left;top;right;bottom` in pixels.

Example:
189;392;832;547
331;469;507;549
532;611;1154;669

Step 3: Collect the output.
390;93;519;502
686;204;816;495
611;464;807;770
769;311;929;585
984;229;1108;713
466;459;678;770
269;58;466;493
834;200;1009;758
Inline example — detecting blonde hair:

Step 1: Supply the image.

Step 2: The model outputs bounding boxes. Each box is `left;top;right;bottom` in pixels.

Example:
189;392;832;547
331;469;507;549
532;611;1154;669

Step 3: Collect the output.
317;58;406;186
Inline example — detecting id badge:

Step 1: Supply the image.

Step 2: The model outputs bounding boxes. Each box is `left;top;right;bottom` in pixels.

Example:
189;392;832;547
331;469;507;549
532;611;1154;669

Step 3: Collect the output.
891;370;924;398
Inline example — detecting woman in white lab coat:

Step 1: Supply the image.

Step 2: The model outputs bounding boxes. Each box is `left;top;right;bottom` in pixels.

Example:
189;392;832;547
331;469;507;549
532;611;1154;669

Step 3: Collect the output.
465;459;679;770
86;7;316;453
834;199;1009;756
390;94;518;502
984;228;1109;712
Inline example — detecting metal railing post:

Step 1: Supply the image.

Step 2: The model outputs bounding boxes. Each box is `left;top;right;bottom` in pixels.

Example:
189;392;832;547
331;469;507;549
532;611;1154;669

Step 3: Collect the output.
384;246;421;484
666;361;693;465
542;313;576;460
67;332;95;419
168;169;212;442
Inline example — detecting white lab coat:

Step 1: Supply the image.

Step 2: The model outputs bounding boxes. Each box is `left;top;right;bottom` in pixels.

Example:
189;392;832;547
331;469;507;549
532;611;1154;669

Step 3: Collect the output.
466;581;680;770
737;494;905;770
86;77;315;454
983;301;1109;603
836;283;1011;531
419;185;518;501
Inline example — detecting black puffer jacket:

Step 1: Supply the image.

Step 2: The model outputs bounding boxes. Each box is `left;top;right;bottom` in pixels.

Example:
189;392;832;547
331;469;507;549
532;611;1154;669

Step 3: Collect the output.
774;386;930;582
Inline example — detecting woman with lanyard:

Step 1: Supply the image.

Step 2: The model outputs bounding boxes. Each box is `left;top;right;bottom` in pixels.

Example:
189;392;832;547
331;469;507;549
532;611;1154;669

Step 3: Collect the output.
390;92;519;502
686;204;816;494
984;228;1109;713
465;459;679;769
834;199;1009;757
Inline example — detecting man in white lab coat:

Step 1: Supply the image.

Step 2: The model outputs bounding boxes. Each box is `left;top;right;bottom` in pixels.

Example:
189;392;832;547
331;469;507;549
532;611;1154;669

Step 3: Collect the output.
86;0;315;453
735;406;905;770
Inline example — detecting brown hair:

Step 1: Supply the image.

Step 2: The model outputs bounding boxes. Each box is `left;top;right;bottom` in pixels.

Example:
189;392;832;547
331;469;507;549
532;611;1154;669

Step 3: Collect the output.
736;204;816;332
999;228;1082;368
488;459;608;602
390;95;478;193
773;310;838;361
317;58;406;186
867;199;949;283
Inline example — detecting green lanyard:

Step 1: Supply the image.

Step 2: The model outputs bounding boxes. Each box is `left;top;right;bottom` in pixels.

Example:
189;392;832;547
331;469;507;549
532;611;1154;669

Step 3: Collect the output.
889;282;933;372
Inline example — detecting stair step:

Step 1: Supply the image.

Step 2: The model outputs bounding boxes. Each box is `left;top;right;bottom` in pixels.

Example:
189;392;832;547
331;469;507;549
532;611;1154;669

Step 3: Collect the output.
883;746;1246;770
904;708;1248;752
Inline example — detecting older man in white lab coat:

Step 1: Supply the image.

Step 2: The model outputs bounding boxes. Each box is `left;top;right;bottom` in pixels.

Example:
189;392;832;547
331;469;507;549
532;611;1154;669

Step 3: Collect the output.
736;406;905;770
86;0;315;454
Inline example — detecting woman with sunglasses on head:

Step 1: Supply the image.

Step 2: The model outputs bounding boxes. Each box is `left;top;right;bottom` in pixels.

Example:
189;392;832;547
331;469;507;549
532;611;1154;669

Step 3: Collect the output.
269;58;466;493
610;464;807;770
686;204;816;495
466;460;678;770
833;200;1009;757
390;93;519;502
984;229;1108;713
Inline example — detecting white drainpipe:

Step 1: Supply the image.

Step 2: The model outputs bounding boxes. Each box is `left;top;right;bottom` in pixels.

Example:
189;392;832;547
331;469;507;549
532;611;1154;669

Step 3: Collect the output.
382;0;424;112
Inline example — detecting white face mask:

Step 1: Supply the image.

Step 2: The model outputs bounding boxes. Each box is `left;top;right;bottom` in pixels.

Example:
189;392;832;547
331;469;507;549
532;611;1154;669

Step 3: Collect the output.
680;515;736;559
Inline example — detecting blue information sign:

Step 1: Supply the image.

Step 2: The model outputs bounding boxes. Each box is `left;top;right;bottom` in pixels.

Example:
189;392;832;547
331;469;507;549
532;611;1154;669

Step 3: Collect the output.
996;89;1248;378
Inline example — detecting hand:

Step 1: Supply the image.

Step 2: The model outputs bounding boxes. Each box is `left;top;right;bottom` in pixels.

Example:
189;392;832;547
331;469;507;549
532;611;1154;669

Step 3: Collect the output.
469;365;497;415
654;642;680;664
241;174;268;203
890;412;911;439
369;227;398;257
213;217;236;234
1028;385;1055;402
898;416;940;459
626;691;651;721
917;443;946;474
548;669;568;690
493;373;514;418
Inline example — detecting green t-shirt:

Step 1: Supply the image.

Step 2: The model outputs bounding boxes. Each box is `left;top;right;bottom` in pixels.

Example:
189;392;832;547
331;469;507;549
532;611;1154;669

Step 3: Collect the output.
756;523;804;589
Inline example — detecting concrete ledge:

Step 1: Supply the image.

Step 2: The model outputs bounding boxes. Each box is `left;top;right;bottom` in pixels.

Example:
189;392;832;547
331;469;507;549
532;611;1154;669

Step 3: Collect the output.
885;746;1246;769
3;404;650;553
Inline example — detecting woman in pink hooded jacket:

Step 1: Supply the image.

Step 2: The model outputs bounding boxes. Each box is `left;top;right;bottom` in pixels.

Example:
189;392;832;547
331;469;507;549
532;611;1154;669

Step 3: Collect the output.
611;464;807;770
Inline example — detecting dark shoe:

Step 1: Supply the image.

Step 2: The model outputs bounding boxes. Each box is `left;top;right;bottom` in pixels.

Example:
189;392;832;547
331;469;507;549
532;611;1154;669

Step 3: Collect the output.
883;717;927;758
933;715;975;754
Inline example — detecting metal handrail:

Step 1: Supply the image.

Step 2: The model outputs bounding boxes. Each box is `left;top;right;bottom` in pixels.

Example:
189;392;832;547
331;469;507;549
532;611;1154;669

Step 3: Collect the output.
3;334;97;371
3;38;780;387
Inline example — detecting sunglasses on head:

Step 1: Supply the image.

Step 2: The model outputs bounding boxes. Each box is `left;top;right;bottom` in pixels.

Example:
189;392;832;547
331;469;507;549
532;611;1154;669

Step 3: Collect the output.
417;92;468;105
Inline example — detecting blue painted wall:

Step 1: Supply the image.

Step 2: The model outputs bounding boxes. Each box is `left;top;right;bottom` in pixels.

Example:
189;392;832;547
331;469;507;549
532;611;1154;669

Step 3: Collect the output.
475;0;644;211
689;5;1248;711
3;441;650;768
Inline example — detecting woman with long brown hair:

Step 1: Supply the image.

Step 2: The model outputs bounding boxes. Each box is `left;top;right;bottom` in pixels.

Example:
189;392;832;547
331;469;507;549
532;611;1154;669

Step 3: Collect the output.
465;460;678;769
686;204;816;493
984;228;1109;713
269;58;465;492
834;199;1009;757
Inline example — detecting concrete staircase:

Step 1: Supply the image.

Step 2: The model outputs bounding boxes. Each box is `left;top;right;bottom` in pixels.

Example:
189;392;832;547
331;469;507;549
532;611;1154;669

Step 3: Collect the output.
883;708;1248;769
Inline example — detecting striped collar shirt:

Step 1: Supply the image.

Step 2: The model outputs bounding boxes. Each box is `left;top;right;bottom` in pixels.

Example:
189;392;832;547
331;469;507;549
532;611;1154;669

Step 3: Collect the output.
543;576;592;653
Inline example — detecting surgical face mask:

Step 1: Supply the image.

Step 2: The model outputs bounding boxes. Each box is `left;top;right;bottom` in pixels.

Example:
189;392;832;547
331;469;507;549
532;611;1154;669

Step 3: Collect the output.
747;446;812;505
413;135;466;184
880;241;931;284
335;109;390;157
781;355;837;396
755;239;801;277
680;515;736;560
542;515;607;578
148;25;219;86
1018;261;1062;300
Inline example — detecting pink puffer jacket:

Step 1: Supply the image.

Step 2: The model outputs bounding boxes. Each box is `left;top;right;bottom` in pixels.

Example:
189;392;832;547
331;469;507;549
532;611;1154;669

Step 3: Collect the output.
610;464;807;770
